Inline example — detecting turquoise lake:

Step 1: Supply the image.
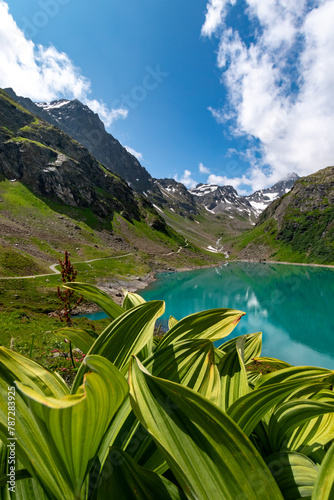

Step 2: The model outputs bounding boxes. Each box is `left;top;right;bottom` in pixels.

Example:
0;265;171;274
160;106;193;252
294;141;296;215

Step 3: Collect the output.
139;262;334;369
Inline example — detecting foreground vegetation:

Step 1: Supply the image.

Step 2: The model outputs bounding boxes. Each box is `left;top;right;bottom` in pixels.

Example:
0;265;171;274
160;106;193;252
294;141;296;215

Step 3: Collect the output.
0;283;333;499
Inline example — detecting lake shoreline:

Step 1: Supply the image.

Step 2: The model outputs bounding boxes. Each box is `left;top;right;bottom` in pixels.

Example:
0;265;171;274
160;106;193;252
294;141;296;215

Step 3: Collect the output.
74;257;334;315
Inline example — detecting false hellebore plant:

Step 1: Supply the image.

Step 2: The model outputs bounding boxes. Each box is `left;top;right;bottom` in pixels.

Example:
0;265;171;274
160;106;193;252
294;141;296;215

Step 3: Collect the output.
0;282;333;499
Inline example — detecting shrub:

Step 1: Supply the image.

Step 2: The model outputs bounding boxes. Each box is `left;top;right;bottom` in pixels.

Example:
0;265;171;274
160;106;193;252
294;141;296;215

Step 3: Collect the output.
0;284;333;499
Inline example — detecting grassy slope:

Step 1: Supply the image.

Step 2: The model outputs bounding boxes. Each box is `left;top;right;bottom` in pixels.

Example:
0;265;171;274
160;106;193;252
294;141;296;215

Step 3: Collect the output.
227;176;334;265
159;204;253;252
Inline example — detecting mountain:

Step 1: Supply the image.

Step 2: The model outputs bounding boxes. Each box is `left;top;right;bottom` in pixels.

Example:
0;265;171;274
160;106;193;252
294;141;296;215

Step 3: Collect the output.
4;88;155;194
0;88;221;276
153;178;198;217
190;183;257;222
4;89;302;256
5;89;299;217
228;166;334;264
245;173;299;214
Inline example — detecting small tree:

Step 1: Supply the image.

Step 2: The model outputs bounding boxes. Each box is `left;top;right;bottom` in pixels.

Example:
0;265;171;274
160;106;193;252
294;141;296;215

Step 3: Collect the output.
57;251;82;326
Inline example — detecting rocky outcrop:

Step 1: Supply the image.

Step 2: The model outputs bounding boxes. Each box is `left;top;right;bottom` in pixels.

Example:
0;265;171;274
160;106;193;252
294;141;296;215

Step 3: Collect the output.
190;183;255;222
5;88;155;194
0;89;166;225
153;178;198;217
245;173;299;214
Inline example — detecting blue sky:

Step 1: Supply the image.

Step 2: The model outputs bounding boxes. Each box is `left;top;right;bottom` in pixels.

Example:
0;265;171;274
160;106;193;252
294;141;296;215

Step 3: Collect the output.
1;0;334;193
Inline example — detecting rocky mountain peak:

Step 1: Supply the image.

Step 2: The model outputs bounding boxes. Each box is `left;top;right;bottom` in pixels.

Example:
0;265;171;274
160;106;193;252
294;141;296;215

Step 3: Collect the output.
5;88;154;194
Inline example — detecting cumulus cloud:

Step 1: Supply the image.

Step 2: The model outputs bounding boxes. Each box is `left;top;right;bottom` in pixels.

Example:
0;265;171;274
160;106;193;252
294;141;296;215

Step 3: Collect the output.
0;1;127;128
207;173;251;195
199;162;211;174
124;146;143;161
174;170;198;189
201;0;236;37
202;0;334;191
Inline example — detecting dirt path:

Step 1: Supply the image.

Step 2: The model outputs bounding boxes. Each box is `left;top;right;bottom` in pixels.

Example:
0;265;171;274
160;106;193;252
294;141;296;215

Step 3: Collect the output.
0;253;134;280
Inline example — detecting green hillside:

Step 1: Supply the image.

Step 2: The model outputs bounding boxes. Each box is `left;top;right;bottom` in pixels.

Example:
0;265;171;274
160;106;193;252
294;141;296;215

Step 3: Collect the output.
227;166;334;264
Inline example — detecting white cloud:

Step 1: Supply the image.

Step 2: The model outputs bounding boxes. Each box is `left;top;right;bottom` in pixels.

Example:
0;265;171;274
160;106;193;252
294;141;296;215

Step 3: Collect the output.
124;146;143;161
199;162;211;174
207;173;251;195
202;0;334;191
201;0;236;37
0;1;127;128
174;170;198;189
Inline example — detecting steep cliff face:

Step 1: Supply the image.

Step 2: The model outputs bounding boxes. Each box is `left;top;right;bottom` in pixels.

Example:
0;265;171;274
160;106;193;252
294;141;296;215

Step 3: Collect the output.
4;88;155;194
0;89;150;222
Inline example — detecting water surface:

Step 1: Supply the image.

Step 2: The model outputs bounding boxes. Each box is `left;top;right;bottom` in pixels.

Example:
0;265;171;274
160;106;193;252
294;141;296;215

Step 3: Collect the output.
140;262;334;369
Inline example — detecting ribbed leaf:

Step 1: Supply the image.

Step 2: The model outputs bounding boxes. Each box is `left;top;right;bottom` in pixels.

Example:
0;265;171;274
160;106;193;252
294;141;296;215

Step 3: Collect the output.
168;316;178;329
288;412;334;456
256;366;333;389
63;282;124;319
3;356;128;499
72;300;165;392
158;308;245;350
219;331;262;365
129;357;284;500
253;357;292;370
151;340;221;405
218;337;250;411
0;347;69;399
54;327;94;354
0;372;72;498
105;340;222;472
122;291;146;310
266;452;318;499
312;442;334;499
227;379;330;437
96;448;186;499
268;395;334;452
247;370;263;388
122;292;146;310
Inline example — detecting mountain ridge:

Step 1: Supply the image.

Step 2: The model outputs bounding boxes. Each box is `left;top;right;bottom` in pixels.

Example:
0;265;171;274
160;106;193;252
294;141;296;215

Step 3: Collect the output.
228;166;334;264
0;88;222;276
5;88;299;220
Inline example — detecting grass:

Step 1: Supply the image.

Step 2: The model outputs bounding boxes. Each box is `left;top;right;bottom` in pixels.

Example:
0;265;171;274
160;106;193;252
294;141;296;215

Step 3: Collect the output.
0;308;110;384
229;213;334;265
0;246;49;277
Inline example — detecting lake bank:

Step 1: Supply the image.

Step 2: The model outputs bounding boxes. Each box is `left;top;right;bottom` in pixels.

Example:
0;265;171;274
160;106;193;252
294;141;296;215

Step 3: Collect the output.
74;257;334;315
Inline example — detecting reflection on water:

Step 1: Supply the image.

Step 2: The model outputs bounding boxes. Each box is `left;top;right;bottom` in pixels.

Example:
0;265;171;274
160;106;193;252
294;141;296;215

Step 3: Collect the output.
141;262;334;369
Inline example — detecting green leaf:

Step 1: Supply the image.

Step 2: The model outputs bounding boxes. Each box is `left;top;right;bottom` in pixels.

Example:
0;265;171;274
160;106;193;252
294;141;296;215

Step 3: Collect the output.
129;357;284;500
265;452;318;500
96;448;186;499
168;316;178;329
227;379;330;437
217;337;250;411
255;366;333;389
54;327;94;354
158;308;245;350
1;355;128;499
0;346;69;398
219;331;262;365
63;282;124;319
268;393;334;452
72;300;165;392
105;340;222;473
253;357;292;370
122;292;146;310
312;442;334;499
